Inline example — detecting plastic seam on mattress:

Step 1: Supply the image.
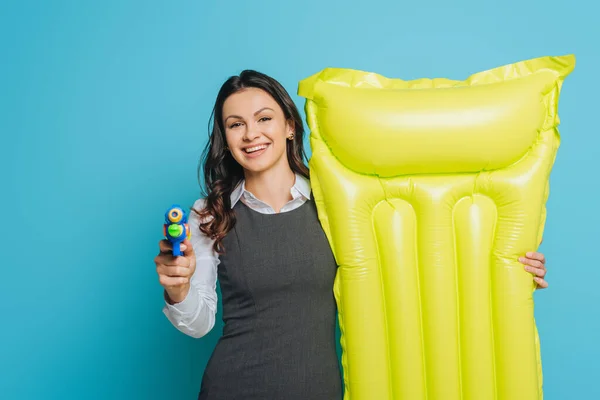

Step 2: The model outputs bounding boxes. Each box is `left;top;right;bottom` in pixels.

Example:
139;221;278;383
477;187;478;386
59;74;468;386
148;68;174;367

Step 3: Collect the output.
376;176;398;212
372;187;395;398
414;204;428;400
452;200;464;400
489;197;499;400
336;282;349;399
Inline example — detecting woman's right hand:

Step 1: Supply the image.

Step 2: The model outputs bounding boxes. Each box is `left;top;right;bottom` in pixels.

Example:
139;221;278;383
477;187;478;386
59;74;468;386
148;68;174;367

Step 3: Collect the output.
154;239;196;304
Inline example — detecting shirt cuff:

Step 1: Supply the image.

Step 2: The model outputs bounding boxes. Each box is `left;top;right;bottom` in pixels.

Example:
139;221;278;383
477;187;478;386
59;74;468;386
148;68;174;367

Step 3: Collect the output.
164;287;200;315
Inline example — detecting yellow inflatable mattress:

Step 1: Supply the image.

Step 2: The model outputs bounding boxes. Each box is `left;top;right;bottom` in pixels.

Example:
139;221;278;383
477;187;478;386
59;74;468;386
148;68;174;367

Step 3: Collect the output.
298;54;575;400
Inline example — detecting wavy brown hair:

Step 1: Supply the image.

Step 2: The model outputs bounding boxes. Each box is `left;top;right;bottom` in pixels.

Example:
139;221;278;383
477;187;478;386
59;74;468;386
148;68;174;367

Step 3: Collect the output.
194;70;309;253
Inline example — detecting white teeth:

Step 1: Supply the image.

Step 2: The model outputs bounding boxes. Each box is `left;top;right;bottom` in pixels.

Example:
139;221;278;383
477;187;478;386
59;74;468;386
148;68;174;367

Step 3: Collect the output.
244;144;268;153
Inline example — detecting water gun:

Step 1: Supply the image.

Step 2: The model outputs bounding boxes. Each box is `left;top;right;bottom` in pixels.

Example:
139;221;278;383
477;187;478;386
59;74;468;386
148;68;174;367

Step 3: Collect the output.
163;204;191;256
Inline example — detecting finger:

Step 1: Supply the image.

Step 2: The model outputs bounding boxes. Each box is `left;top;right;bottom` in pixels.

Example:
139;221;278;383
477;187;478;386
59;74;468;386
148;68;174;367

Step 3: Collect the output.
525;251;546;264
155;253;175;266
154;252;179;266
519;257;545;270
159;265;191;278
160;255;191;268
159;240;172;254
524;265;547;277
176;255;190;268
159;275;189;288
534;277;548;289
182;238;194;257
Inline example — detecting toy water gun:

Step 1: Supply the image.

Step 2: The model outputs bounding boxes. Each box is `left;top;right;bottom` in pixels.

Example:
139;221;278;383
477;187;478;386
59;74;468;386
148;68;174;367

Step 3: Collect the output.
163;204;191;256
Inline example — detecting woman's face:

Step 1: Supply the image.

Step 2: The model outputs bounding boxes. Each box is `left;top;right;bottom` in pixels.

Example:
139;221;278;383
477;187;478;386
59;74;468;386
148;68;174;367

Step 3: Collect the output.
222;88;294;176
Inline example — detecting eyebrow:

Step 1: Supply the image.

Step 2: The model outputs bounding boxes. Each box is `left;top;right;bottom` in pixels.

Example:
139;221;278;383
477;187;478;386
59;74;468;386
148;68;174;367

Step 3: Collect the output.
224;107;274;122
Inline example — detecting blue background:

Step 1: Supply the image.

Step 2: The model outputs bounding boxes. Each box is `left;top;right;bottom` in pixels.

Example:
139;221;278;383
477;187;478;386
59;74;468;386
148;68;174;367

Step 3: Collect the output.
1;0;597;399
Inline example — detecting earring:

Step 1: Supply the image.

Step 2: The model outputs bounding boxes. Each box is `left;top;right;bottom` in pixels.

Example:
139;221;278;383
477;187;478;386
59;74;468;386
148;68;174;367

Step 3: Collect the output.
287;133;295;140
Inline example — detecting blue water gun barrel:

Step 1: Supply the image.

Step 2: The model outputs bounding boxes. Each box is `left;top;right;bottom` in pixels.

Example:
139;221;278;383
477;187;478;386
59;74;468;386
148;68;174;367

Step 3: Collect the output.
163;204;190;256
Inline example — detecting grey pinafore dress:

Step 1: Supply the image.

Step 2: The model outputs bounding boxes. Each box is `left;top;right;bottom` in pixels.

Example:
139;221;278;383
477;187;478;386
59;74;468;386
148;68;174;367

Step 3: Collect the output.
198;199;342;399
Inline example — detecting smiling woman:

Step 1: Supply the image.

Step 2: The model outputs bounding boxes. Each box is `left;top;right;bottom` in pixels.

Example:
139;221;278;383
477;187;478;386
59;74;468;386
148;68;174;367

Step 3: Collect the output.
198;71;310;253
152;70;551;400
155;70;343;400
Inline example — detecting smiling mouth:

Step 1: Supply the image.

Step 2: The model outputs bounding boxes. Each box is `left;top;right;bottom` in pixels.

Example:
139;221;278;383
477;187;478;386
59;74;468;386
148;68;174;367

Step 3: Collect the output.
243;144;269;153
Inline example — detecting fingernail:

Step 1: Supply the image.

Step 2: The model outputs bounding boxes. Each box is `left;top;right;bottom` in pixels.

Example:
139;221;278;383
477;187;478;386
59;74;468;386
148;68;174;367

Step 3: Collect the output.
518;257;525;263
526;252;533;257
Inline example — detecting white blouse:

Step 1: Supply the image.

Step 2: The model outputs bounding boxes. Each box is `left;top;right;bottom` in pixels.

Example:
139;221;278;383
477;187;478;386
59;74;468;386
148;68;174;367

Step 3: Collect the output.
162;174;312;338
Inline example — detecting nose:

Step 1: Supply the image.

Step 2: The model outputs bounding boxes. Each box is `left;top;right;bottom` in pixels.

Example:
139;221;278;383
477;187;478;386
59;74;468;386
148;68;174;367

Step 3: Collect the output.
242;123;261;141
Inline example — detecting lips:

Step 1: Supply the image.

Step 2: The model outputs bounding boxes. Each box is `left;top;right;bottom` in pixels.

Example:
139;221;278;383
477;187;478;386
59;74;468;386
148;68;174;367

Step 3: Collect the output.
243;144;269;153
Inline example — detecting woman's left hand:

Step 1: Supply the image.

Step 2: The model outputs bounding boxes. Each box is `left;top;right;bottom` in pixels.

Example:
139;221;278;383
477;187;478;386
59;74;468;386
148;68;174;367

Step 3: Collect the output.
519;251;548;289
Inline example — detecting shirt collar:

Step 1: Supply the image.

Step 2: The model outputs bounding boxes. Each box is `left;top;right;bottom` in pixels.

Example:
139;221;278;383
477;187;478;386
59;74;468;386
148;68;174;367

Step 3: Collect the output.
229;173;311;207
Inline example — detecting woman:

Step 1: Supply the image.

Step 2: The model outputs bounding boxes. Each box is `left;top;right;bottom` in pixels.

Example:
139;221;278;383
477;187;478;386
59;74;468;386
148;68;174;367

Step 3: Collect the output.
154;70;550;399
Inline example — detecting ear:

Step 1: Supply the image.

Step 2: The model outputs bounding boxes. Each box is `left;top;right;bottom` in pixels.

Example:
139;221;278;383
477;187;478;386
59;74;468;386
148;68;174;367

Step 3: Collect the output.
286;118;295;135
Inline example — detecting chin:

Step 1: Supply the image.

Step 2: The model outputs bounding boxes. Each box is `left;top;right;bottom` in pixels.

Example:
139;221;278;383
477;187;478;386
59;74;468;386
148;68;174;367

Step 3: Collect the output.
242;163;274;174
236;157;273;173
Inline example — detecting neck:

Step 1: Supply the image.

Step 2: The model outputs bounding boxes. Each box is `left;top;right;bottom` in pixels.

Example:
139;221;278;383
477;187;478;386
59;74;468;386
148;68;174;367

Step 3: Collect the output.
244;165;296;213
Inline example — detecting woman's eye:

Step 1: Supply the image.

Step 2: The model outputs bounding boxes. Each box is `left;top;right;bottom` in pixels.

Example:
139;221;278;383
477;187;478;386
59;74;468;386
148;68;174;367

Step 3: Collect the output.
258;117;272;122
229;122;242;128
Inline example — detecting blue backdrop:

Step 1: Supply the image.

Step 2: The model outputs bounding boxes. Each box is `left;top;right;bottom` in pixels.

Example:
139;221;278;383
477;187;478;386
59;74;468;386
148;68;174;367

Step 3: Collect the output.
2;1;597;399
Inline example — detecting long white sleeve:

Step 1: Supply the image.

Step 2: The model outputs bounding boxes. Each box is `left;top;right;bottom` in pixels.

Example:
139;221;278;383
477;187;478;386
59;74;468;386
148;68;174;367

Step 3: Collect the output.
162;175;312;338
162;199;219;339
